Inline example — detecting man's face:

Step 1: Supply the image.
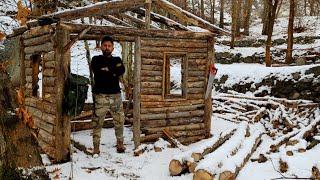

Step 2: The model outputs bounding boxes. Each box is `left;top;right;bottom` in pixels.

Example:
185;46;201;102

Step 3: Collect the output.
101;41;114;56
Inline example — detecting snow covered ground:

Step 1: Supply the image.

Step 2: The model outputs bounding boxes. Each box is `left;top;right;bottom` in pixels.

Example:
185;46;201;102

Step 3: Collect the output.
1;1;320;179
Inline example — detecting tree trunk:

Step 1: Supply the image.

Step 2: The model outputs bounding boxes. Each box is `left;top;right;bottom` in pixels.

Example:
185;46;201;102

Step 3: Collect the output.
262;0;270;35
230;0;237;49
219;0;224;28
265;0;279;67
285;0;294;64
236;0;242;33
243;0;253;35
201;0;205;18
210;0;215;24
0;69;49;179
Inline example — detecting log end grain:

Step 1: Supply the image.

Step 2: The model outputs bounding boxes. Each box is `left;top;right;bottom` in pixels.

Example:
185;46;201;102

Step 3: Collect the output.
219;171;235;180
193;169;214;180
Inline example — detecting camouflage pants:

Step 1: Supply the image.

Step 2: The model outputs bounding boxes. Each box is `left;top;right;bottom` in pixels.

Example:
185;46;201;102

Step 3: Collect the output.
92;93;125;145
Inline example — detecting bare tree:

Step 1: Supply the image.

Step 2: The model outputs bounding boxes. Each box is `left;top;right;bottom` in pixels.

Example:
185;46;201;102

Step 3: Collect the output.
243;0;253;35
219;0;224;28
262;0;270;35
201;0;205;18
285;0;294;64
231;0;237;49
266;0;280;67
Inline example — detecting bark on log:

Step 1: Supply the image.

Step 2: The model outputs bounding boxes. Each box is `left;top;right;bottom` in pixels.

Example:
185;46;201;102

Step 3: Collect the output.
132;8;191;31
71;119;114;132
23;34;52;46
141;88;162;95
22;25;52;39
43;51;55;62
141;104;204;114
65;22;214;40
24;42;54;54
141;58;163;65
143;123;205;134
141;46;207;53
140;110;204;120
141;99;204;108
141;38;207;48
140;117;203;128
141;64;163;71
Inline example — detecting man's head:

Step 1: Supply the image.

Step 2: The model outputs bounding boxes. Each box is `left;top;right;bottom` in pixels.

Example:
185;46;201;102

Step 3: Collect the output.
100;35;114;57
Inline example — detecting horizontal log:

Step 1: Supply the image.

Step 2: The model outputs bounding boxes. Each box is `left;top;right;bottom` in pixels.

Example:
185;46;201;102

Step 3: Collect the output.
65;22;214;40
141;38;207;48
44;61;56;68
43;93;56;103
141;82;162;88
141;51;207;59
25;54;32;61
189;65;206;71
141;64;163;71
141;88;162;95
140;134;162;143
141;99;204;108
23;33;52;46
141;104;204;114
43;51;55;62
72;34;136;42
33;116;55;135
141;70;162;76
42;77;56;86
24;42;54;54
37;139;56;159
71;119;114;132
188;81;205;88
141;58;163;65
38;129;55;146
141;110;204;120
25;60;32;68
141;76;162;82
141;46;207;53
22;25;52;39
43;68;55;77
140;117;203;128
189;71;206;77
28;106;56;125
142;123;205;134
188;76;206;82
141;95;162;101
25;97;56;114
25;68;32;76
44;87;57;94
188;88;204;94
188;58;207;65
188;94;204;99
178;135;206;145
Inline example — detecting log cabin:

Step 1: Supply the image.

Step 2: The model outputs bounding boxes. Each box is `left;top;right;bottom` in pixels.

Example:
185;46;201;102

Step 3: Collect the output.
6;0;229;162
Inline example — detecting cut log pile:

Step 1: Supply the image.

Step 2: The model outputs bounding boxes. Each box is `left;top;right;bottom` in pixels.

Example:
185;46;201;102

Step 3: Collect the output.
167;92;320;179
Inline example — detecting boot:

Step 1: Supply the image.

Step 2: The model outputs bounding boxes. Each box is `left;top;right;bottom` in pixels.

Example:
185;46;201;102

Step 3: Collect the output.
116;139;126;153
93;142;100;156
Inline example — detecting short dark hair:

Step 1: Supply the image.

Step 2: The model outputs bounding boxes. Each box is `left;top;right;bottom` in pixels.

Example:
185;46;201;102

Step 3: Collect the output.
101;35;113;45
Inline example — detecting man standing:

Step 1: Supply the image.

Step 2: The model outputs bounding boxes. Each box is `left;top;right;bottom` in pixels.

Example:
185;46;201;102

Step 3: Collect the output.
91;35;126;156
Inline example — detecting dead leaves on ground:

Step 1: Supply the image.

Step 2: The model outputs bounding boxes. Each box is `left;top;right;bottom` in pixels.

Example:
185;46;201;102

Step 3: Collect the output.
16;87;35;129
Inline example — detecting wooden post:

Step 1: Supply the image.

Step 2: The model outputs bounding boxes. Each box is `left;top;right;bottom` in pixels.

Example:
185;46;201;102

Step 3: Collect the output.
54;23;71;162
145;0;152;30
19;35;26;94
133;36;141;148
204;37;215;137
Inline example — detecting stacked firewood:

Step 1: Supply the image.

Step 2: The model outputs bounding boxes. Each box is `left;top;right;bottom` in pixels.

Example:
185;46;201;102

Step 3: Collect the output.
168;92;320;180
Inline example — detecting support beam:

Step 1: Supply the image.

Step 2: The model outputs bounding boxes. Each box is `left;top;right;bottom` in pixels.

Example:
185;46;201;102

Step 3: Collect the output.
26;0;146;28
145;0;152;30
64;22;214;39
153;0;230;35
133;36;141;148
132;8;191;31
103;15;133;27
116;13;160;29
64;26;91;52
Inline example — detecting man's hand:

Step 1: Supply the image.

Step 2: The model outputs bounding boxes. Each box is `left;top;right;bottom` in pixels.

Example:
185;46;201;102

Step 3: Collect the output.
101;67;109;71
116;63;121;67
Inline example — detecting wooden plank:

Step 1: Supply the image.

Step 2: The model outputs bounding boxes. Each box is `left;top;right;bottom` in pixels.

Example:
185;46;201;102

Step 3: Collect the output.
143;123;205;134
141;76;162;82
141;58;163;65
163;128;186;149
141;88;162;95
22;25;52;39
133;36;141;148
141;104;204;114
141;64;163;71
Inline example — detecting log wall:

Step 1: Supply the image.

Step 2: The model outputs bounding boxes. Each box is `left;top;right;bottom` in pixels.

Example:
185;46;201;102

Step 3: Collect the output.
139;37;209;145
22;25;58;159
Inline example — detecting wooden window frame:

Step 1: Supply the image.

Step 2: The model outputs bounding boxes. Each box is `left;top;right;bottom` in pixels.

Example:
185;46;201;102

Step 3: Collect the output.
31;54;43;97
162;52;188;100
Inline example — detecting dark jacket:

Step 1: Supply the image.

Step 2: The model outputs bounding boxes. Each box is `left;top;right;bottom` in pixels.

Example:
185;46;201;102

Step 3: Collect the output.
91;55;125;94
